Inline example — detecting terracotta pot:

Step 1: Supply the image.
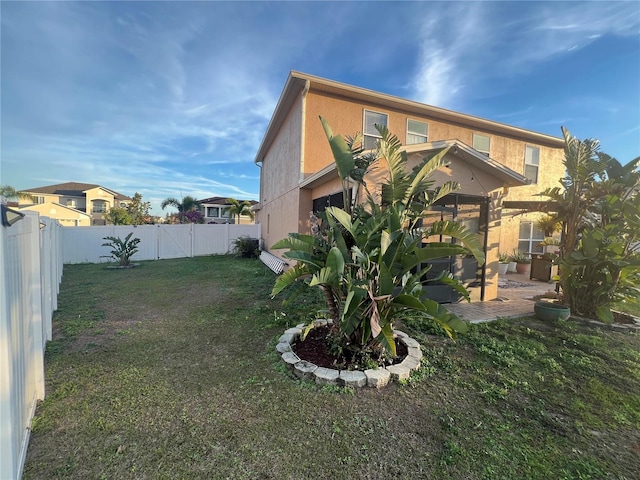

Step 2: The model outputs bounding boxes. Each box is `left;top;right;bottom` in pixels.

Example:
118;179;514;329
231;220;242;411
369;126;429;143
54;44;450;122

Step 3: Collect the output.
516;262;530;275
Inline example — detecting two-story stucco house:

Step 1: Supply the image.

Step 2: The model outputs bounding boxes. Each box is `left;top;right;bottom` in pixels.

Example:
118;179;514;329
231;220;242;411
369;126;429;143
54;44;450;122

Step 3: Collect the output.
254;71;565;302
18;182;132;226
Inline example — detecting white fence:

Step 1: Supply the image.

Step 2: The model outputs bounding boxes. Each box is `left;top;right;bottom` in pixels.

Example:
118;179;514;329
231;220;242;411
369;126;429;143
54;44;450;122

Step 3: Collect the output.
62;223;261;264
1;213;63;480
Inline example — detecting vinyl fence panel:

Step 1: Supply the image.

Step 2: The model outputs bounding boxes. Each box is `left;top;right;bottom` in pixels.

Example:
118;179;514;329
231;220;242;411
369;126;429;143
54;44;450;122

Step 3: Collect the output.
62;223;260;264
1;211;62;480
157;224;193;259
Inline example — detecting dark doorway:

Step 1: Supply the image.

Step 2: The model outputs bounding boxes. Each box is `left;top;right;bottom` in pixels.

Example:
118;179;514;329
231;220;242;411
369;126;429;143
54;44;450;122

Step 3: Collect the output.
420;193;489;303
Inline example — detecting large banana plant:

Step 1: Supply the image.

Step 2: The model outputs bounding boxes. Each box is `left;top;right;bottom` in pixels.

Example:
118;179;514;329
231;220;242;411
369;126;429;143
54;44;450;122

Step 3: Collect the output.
272;118;485;356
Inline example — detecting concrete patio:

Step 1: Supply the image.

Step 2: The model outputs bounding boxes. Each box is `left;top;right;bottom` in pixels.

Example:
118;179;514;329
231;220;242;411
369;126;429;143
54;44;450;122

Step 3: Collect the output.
445;272;556;323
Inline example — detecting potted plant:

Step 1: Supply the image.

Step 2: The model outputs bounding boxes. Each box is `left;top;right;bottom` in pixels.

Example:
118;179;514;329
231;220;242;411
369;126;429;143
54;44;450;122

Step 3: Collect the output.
534;301;570;321
512;250;531;275
507;251;518;273
498;251;509;275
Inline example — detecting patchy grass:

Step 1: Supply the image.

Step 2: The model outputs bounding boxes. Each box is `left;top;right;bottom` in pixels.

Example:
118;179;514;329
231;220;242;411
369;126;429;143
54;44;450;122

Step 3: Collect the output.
25;256;640;479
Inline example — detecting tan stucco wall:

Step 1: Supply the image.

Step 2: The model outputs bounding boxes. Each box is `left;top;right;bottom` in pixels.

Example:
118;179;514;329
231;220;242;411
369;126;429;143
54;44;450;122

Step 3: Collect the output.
20;203;91;226
499;146;565;255
257;93;304;254
303;89;563;180
302;88;565;261
258;83;565;298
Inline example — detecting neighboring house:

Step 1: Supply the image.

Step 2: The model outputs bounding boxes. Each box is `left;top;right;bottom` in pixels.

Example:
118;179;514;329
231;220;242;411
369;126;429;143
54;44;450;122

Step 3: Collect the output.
18;182;132;226
19;202;92;226
197;197;257;224
254;71;565;302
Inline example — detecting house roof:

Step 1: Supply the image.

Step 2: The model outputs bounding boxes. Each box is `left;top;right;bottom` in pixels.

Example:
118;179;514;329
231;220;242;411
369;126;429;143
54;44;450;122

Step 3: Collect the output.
300;139;529;191
19;202;92;217
21;182;132;201
404;140;529;187
198;196;257;205
255;71;565;164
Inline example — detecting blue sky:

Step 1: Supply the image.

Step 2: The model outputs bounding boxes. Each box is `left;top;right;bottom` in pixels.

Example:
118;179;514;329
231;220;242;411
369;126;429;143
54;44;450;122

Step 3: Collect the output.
2;1;639;215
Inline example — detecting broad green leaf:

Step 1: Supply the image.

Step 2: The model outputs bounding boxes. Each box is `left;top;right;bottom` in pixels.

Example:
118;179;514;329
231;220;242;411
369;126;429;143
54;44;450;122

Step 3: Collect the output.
326;207;356;238
379;263;394;296
271;264;309;297
392;294;426;311
320;116;355;180
595;305;614;324
376;323;396;357
309;266;336;287
326;247;345;277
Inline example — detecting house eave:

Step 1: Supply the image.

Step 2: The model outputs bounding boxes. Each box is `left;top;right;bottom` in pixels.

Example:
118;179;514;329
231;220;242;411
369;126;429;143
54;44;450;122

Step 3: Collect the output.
300;163;338;189
404;140;530;187
254;71;565;166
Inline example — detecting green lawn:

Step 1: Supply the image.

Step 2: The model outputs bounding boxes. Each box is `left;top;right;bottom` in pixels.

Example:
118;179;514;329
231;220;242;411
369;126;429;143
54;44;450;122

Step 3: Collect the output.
25;256;640;479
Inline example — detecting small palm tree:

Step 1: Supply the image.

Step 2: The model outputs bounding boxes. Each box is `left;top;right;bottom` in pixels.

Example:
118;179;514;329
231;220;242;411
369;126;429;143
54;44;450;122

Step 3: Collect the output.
1;185;34;202
224;198;254;224
160;195;200;213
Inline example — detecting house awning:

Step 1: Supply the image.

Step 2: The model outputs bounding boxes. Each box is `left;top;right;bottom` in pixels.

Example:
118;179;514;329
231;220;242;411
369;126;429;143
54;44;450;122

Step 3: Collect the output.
301;139;530;190
403;140;529;188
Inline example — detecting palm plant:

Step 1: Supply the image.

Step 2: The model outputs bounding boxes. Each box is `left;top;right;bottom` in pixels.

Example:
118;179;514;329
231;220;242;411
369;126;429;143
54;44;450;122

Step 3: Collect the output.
161;195;200;223
100;233;140;266
271;117;485;357
1;185;34;202
160;195;200;213
224;198;255;223
538;127;640;320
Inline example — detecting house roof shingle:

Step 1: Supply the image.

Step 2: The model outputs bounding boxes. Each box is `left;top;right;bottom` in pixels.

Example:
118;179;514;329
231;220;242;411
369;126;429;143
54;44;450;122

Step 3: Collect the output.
22;182;132;201
198;196;257;205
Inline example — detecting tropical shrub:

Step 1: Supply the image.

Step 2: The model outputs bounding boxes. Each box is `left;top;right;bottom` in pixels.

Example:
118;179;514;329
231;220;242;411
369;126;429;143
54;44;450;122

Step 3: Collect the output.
271;117;485;358
179;210;204;224
538;127;640;321
104;206;132;225
232;236;260;258
101;233;141;266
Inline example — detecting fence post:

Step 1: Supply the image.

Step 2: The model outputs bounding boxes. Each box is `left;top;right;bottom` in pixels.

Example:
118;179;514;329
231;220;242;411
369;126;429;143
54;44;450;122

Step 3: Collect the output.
190;223;194;258
25;213;45;401
0;208;17;480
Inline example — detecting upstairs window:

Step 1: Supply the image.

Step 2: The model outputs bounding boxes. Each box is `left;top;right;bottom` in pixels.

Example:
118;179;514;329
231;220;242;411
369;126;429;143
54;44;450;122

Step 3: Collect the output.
66;198;76;207
363;110;388;150
406;119;428;144
34;196;45;204
92;200;108;213
525;145;540;184
473;133;491;155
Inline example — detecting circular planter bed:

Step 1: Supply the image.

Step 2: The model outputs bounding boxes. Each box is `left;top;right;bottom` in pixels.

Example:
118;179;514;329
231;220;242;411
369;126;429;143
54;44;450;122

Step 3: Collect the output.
276;319;423;389
534;301;570;322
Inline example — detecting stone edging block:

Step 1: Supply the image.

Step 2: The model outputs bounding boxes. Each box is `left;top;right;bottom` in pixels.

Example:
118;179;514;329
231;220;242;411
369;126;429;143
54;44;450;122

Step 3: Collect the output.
570;314;640;334
276;322;422;388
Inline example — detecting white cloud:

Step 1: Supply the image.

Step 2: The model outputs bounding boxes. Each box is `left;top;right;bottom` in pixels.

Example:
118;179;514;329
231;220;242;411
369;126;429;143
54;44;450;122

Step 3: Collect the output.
407;2;640;108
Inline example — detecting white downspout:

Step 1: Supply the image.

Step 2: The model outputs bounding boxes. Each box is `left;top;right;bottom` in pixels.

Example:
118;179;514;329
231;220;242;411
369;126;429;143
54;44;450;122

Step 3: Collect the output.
299;80;310;183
